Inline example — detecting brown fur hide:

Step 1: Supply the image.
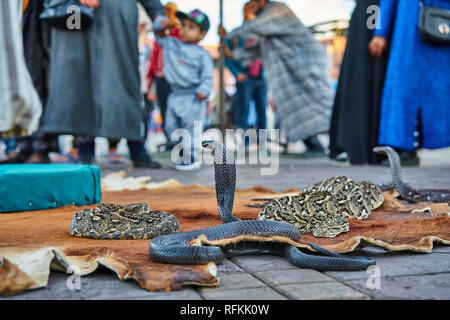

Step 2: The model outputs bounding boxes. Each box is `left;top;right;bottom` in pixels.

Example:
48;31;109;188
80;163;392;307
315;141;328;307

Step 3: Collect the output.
1;184;449;296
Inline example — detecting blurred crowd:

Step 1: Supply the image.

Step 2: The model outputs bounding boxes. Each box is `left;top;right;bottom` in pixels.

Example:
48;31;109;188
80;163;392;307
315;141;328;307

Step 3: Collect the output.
1;0;449;170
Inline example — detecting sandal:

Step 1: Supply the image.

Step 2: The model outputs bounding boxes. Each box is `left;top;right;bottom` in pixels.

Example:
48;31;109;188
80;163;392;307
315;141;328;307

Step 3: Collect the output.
107;152;127;164
25;153;51;164
51;152;79;164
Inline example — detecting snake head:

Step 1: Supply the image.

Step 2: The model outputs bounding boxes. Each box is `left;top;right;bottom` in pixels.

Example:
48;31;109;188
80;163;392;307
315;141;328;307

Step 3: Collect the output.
202;140;216;151
373;146;393;155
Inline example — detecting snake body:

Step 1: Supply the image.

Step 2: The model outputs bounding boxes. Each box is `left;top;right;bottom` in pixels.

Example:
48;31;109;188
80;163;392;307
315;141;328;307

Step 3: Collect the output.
373;146;450;203
149;141;375;271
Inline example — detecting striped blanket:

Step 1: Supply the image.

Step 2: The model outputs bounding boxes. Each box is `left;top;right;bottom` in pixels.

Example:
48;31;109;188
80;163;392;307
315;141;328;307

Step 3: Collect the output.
228;1;334;142
0;0;41;137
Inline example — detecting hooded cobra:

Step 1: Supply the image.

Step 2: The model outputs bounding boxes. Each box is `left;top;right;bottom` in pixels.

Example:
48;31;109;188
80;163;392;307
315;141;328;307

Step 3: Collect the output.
149;140;375;271
373;146;450;203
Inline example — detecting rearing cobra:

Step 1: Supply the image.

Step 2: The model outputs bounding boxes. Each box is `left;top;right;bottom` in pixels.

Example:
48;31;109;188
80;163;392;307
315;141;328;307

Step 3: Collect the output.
149;140;375;271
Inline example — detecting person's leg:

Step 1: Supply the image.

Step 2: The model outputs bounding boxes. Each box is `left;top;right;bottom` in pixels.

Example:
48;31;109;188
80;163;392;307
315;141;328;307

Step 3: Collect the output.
142;94;154;142
108;138;120;150
252;78;268;131
155;76;172;138
393;113;421;166
124;94;166;169
234;80;252;130
69;136;79;159
0;138;22;163
0;136;33;163
27;130;52;163
303;136;325;153
163;94;180;150
173;95;204;170
127;140;161;168
107;138;126;164
77;136;95;164
3;138;17;155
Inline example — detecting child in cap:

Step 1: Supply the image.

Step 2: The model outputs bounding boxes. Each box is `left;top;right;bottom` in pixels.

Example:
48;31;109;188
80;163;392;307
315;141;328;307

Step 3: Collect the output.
154;9;213;171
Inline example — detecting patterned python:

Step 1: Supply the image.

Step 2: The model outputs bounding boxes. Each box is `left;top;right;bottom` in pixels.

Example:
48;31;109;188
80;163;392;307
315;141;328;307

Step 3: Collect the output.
256;176;384;237
69;203;180;239
149;140;376;271
257;191;350;238
374;146;450;203
304;176;384;213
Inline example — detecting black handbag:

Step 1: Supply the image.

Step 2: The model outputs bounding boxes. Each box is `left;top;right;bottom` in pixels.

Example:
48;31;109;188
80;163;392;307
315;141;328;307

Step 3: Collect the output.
418;1;450;44
39;0;95;31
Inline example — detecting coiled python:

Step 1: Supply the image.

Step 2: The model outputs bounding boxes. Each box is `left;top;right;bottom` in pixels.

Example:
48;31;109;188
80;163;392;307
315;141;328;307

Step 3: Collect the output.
149;141;375;271
373;146;450;203
69;203;180;239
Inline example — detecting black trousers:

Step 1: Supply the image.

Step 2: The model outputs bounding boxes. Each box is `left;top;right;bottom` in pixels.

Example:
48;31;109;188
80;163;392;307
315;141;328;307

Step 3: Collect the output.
78;136;150;164
18;0;59;157
155;76;172;138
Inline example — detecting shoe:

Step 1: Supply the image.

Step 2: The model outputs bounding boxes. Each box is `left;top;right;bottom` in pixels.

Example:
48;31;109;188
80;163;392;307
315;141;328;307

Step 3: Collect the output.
334;152;350;162
133;154;162;169
157;141;175;152
173;162;201;171
78;157;93;165
25;153;51;164
303;136;325;153
381;150;420;167
107;152;126;164
51;150;79;164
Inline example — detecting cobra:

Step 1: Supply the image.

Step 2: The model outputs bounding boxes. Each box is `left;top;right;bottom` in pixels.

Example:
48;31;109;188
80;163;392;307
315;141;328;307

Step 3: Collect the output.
149;140;376;271
373;146;450;203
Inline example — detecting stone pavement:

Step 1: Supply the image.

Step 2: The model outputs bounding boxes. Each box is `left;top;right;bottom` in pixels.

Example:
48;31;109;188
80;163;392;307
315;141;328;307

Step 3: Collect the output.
2;148;450;300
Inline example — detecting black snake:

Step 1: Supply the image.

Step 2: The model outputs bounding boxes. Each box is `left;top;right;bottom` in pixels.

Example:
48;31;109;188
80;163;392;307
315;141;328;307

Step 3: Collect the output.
149;141;375;271
373;146;450;203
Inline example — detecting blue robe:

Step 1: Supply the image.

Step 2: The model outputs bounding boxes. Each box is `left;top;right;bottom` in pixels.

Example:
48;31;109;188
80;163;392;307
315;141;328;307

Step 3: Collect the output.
375;0;450;150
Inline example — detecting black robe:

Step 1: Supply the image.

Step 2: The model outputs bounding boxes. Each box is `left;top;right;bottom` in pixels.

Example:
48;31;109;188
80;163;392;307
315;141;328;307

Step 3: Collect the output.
329;0;388;165
19;0;59;155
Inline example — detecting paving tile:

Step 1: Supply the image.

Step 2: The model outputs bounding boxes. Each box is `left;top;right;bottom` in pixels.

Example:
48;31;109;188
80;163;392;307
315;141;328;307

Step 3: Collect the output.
131;288;203;300
254;269;335;287
3;270;148;300
432;245;450;254
201;287;287;300
276;281;369;300
216;259;245;274
201;273;266;291
230;255;297;273
346;273;450;300
2;269;202;300
326;250;450;282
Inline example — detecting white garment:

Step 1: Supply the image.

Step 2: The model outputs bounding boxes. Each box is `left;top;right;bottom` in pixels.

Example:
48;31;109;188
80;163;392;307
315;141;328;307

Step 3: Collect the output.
0;0;42;135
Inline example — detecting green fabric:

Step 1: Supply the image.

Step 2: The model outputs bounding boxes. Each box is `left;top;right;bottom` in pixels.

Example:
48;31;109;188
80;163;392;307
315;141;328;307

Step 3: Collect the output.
0;164;101;213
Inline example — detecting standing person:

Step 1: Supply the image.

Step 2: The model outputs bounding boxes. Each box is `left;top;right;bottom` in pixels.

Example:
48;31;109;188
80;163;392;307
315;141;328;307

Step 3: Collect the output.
1;0;52;164
0;0;42;144
329;0;388;165
21;0;60;164
147;2;180;144
154;9;214;171
223;0;334;153
369;0;450;164
138;18;154;144
43;0;164;168
220;2;267;133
